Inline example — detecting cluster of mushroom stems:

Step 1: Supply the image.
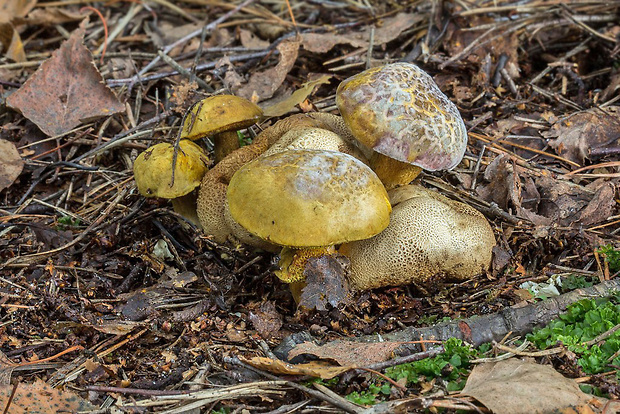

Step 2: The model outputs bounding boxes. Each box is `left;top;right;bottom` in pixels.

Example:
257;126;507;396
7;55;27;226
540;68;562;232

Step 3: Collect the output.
134;63;496;295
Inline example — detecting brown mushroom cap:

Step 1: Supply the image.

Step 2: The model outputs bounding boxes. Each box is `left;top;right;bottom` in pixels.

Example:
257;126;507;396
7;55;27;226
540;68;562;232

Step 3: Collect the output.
340;185;495;290
133;139;208;199
336;62;467;172
180;95;263;140
227;149;391;248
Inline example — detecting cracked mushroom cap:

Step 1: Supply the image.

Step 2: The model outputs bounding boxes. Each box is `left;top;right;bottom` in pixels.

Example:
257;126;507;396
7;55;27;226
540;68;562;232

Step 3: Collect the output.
339;185;495;290
261;127;368;163
133;140;208;199
336;62;467;171
180;95;263;140
227;149;391;248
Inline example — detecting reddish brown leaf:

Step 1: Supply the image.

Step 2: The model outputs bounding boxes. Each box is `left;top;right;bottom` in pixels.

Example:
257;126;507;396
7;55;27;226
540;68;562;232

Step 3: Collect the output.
288;340;404;366
0;379;95;413
6;19;124;136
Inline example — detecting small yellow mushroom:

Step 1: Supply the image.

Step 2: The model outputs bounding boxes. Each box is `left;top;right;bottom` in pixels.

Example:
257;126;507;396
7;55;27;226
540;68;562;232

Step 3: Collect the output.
339;185;496;290
133;139;209;225
180;95;263;162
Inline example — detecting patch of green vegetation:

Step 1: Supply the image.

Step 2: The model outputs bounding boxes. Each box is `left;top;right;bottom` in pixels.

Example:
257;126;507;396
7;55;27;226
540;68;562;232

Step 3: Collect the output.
527;294;620;377
560;274;596;292
345;338;484;406
57;215;81;229
346;383;390;405
598;244;620;274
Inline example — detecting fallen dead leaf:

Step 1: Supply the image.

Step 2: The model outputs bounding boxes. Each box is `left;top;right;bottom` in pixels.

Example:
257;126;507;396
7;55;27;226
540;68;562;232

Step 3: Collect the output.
544;107;620;165
299;255;351;311
235;39;300;102
249;301;283;339
262;74;332;117
6;19;124;136
0;0;37;24
20;7;84;26
240;356;351;380
288;340;404;366
0;379;95;413
0;139;24;191
300;13;421;54
0;23;25;61
461;358;605;414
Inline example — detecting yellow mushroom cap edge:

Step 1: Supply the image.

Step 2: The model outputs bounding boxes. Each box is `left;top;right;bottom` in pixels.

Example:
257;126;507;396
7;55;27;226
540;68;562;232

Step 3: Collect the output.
227;149;391;247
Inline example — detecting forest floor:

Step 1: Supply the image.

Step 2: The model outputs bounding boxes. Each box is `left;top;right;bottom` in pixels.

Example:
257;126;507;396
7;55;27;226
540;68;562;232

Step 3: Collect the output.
1;0;620;412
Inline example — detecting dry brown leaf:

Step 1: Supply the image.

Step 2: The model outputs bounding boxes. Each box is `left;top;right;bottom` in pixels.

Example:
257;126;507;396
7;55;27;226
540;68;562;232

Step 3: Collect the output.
0;379;95;413
239;28;269;49
262;74;332;117
461;358;605;414
288;340;403;366
0;139;24;192
299;255;351;311
544;107;620;165
249;301;283;339
301;32;367;54
0;23;25;61
92;320;145;335
6;19;124;136
235;39;300;102
240;356;351;379
0;0;37;24
301;13;420;54
20;7;84;26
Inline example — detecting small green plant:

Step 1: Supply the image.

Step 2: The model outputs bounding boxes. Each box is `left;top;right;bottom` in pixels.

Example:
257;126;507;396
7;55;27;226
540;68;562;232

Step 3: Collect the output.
527;294;620;377
345;338;483;405
598;244;620;274
57;215;81;229
561;274;596;292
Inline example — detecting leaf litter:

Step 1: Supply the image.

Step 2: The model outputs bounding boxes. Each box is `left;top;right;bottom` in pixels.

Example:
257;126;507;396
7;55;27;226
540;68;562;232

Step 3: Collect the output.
0;0;619;412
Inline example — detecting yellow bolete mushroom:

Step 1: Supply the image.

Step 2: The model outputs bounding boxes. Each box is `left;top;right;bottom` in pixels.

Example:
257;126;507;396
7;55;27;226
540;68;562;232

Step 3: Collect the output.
180;95;263;162
339;185;495;290
133;139;209;225
226;149;391;283
261;127;368;163
196;112;367;250
336;62;468;189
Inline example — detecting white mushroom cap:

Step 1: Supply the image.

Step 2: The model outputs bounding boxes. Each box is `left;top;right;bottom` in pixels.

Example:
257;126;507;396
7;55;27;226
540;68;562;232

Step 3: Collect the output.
340;185;495;290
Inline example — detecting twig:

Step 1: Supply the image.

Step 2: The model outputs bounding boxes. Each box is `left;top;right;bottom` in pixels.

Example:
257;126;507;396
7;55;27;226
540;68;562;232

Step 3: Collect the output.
224;356;364;414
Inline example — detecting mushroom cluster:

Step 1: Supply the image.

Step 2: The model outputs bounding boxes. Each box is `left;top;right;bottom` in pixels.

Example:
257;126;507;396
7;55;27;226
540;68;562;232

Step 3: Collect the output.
132;62;496;294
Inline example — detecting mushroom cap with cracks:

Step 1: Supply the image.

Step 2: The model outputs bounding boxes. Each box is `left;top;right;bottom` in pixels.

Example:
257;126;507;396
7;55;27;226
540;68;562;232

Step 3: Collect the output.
133;139;208;199
339;185;495;290
180;95;263;140
336;63;467;188
227;149;391;248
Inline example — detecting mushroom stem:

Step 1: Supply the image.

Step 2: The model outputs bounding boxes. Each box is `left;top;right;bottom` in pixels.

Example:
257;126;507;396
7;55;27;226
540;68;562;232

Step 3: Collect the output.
213;130;241;163
171;193;201;227
370;153;422;190
275;245;336;283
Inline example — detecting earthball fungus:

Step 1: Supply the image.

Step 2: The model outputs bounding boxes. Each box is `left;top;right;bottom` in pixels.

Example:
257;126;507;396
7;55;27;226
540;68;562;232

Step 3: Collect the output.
226;149;391;283
180;95;263;162
133;139;209;225
336;62;468;189
339;185;495;290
